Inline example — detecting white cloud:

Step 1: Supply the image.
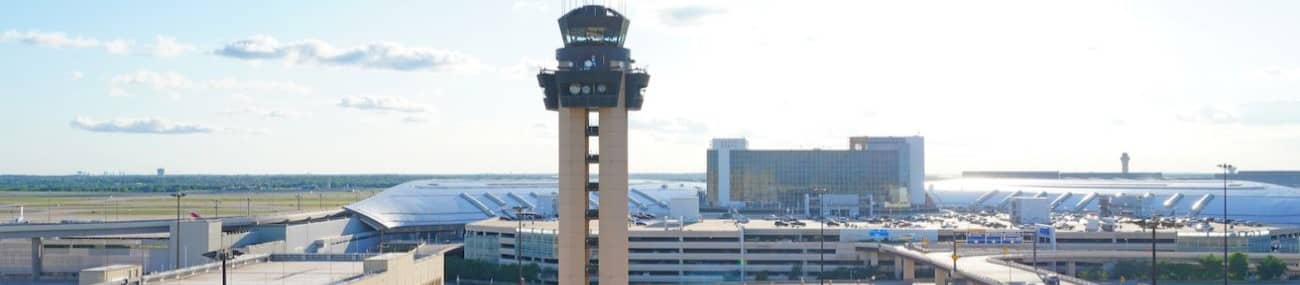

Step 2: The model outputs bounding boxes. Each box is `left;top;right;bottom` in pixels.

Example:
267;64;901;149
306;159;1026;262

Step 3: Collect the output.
70;117;214;134
1177;102;1300;126
220;107;301;119
338;96;431;113
1;30;194;57
214;35;480;72
144;36;195;57
401;116;431;124
69;71;84;80
512;0;549;12
108;70;311;97
659;5;727;26
630;117;709;135
2;30;98;48
500;58;548;80
221;127;272;136
111;70;192;91
205;78;311;95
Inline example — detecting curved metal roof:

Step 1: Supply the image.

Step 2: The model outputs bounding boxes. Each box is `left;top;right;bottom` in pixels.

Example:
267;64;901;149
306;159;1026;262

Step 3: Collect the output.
929;178;1300;225
344;179;702;230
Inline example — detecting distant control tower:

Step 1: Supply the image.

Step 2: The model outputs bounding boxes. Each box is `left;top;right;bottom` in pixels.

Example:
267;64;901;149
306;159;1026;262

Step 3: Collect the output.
537;5;649;285
1121;152;1130;174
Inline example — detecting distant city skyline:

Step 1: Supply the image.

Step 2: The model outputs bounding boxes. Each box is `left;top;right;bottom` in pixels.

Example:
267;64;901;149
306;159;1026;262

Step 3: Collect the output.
2;1;1299;175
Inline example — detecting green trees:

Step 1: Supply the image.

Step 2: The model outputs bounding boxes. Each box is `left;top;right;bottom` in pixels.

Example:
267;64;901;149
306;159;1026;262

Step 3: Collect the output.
1227;252;1250;280
1157;261;1201;281
1257;255;1289;280
1197;254;1225;280
444;257;542;282
1077;253;1290;282
819;266;877;280
1112;260;1150;280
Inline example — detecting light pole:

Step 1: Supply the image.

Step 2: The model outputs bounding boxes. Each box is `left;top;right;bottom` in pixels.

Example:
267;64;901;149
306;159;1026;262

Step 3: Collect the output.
1032;225;1038;276
951;237;958;285
1150;215;1159;285
169;192;187;269
1217;163;1234;285
513;206;531;285
812;188;827;285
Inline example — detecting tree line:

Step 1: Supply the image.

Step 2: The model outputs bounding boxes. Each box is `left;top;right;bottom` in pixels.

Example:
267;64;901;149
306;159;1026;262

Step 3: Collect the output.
1082;253;1291;281
0;173;702;192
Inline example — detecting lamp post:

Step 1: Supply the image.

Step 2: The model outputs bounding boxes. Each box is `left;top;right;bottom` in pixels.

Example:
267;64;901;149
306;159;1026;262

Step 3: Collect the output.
512;206;531;285
1150;215;1159;285
812;188;828;285
169;192;187;269
1216;163;1234;285
202;248;244;285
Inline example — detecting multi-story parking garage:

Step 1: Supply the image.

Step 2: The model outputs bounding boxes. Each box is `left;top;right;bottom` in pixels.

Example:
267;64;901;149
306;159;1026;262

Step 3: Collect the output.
462;215;1300;284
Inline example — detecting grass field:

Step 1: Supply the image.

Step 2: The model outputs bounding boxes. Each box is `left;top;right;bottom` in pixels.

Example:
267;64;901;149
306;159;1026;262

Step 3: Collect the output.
0;190;382;222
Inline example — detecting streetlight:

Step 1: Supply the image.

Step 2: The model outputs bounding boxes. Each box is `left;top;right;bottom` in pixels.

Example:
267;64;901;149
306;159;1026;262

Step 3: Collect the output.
1148;215;1159;285
812;188;828;285
169;192;187;269
1216;163;1234;285
513;206;531;285
202;248;245;285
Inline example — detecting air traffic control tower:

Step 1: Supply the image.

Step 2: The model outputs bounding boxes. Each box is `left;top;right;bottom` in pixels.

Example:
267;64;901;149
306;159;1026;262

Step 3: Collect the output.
537;5;649;285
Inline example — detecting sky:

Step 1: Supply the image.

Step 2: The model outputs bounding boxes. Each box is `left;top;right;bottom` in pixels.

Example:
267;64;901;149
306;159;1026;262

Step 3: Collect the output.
1;0;1299;175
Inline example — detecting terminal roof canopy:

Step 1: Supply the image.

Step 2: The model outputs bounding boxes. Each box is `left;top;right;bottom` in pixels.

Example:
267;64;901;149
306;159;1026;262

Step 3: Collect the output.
344;179;702;230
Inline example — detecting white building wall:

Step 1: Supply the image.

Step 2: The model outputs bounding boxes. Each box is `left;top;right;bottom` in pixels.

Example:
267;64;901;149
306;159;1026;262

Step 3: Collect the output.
906;136;926;205
711;138;748;207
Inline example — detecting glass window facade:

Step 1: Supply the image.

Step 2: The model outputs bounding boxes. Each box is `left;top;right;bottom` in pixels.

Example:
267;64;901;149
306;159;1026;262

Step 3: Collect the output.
708;149;901;209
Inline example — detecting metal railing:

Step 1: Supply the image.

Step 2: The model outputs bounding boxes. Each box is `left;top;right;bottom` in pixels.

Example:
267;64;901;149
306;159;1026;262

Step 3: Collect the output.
140;253;270;283
988;256;1099;285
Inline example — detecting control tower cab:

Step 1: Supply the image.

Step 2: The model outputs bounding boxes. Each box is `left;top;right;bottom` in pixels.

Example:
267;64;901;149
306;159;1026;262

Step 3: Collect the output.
539;5;649;110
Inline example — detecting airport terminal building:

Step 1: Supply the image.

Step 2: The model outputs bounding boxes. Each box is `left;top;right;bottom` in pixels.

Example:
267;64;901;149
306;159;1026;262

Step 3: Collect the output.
707;136;926;214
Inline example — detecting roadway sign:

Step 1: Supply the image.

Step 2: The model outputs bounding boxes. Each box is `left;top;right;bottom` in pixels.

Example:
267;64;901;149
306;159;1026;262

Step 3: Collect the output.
869;229;888;240
951;253;960;261
967;231;1022;244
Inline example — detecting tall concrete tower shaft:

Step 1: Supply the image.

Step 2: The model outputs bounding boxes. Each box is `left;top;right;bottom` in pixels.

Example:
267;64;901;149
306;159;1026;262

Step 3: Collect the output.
1121;152;1131;174
538;5;649;284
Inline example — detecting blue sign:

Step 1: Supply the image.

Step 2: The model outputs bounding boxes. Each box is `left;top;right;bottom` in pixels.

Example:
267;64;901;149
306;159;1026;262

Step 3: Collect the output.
1036;224;1054;238
966;232;1022;244
869;229;889;240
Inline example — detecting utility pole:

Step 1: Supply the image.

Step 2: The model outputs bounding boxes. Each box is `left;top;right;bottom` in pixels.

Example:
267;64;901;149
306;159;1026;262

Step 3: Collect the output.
1151;216;1158;285
1217;163;1234;285
1033;226;1038;275
813;188;827;285
514;206;529;285
951;237;958;285
169;192;187;269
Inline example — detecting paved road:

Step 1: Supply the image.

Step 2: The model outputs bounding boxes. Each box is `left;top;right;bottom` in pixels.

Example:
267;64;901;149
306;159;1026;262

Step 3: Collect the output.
926;252;1050;284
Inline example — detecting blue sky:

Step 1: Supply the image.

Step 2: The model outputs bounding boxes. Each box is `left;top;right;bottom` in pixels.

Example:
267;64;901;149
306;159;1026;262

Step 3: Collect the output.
2;1;1299;175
